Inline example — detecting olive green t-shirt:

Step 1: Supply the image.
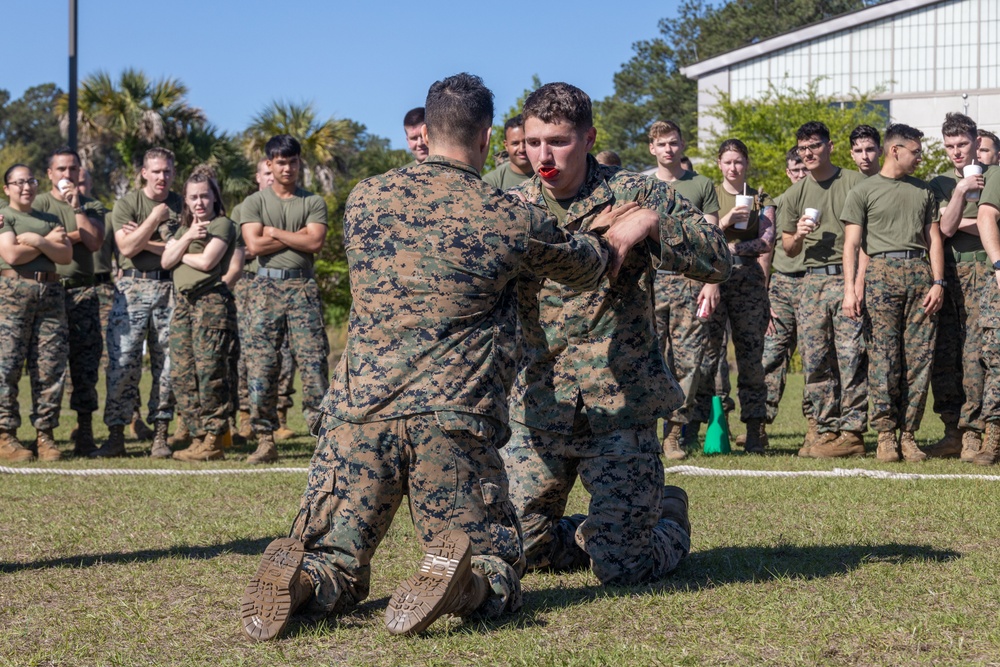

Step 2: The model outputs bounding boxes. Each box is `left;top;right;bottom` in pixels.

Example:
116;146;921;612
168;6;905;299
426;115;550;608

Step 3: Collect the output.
171;216;237;296
238;187;327;271
540;187;575;226
0;206;63;273
976;167;1000;326
772;192;805;274
841;174;939;255
231;202;254;272
928;169;986;254
33;191;108;280
660;170;720;216
94;212;115;274
716;184;775;247
483;162;532;191
778;167;866;267
111;190;183;272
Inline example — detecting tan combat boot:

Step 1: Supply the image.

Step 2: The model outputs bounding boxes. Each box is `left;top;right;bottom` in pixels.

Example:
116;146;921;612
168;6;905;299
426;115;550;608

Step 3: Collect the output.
274;409;295;441
90;425;126;458
385;530;489;636
72;412;96;457
130;412;154;441
237;410;254;441
924;422;962;458
661;485;691;537
960;430;982;463
743;420;768;455
822;431;866;458
173;432;225;462
150;420;171;459
798;417;820;458
809;431;859;458
0;430;34;462
973;423;1000;466
241;538;312;641
899;431;927;462
167;421;191;447
876;431;900;462
247;432;279;464
36;429;61;462
662;421;686;460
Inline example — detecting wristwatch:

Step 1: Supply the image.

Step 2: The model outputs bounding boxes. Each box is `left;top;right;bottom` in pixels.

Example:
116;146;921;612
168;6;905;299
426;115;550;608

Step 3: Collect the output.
932;279;947;287
994;259;1000;271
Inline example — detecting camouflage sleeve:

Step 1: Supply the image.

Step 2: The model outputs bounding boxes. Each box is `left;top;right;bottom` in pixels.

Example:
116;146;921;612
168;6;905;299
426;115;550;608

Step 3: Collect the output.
645;179;732;284
522;204;610;291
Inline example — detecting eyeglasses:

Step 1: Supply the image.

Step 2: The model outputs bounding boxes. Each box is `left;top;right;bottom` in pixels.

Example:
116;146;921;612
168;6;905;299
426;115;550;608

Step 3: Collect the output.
893;144;923;157
5;178;39;188
796;141;827;155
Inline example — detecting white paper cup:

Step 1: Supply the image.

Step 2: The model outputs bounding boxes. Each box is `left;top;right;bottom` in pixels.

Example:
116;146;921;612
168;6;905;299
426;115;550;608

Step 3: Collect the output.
804;207;821;229
734;195;754;229
964;164;983;201
57;178;73;193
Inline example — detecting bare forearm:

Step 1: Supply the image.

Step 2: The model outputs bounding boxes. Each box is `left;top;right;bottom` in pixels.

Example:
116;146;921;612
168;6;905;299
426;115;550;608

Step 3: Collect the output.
268;227;324;253
939;197;966;237
75;214;105;252
782;232;803;257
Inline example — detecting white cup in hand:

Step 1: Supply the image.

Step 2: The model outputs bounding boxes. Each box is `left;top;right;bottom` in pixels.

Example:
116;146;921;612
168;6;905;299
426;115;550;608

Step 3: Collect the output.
734;195;754;230
803;207;821;232
964;164;983;201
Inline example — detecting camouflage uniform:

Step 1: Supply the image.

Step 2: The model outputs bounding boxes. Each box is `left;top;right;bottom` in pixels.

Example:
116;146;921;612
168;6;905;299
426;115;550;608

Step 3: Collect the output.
104;191;181;427
0;207;69;432
976;168;1000;423
929;172;990;432
171;288;238;436
652;171;720;425
505;157;731;585
842;175;940;433
239;189;328;434
34;192;108;416
93;214;116;370
778;168;869;435
692;187;773;425
289;156;611;617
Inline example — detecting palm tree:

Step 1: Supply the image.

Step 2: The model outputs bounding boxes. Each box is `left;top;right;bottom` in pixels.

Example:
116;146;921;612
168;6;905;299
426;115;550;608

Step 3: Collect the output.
58;68;205;197
243;101;357;193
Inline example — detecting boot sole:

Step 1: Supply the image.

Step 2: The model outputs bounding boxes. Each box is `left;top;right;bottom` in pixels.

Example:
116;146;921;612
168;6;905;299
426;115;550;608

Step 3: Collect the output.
241;538;305;642
385;530;471;636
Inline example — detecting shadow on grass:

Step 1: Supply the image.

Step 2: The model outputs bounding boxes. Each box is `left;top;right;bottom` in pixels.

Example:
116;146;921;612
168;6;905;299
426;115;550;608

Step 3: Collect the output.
0;536;276;573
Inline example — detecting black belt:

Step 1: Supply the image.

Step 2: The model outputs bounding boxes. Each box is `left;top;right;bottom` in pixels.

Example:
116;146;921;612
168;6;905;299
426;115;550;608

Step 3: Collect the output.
776;270;806;278
120;269;171;281
94;272;113;284
0;268;60;283
871;250;925;260
807;264;843;275
256;267;313;280
242;271;256;281
732;255;759;266
61;275;96;289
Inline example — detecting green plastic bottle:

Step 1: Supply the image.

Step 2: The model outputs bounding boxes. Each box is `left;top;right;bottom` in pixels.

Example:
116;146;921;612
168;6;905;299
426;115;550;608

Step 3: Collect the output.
702;395;731;455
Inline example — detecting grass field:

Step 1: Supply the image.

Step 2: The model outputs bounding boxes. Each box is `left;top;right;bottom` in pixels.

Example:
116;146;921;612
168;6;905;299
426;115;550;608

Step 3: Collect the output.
2;370;1000;666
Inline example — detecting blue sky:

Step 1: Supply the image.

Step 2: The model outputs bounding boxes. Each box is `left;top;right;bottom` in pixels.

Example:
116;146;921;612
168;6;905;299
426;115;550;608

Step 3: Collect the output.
7;1;680;151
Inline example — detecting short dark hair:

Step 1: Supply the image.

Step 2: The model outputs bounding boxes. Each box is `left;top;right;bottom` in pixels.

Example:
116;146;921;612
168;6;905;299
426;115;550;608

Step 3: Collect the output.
424;73;494;147
980;128;1000;148
265;134;301;160
885;123;924;146
49;146;81;168
796;121;831;143
942;112;977;140
718;138;749;161
403;107;425;128
4;163;30;184
786;146;803;164
849;125;881;147
504;114;524;135
522;82;592;131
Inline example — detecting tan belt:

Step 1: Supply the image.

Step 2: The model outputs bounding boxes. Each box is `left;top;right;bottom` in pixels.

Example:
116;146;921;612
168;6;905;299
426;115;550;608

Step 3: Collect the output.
0;268;60;283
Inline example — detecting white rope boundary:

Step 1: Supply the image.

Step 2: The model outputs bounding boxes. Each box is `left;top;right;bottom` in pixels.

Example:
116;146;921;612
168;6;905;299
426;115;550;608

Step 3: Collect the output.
1;463;999;481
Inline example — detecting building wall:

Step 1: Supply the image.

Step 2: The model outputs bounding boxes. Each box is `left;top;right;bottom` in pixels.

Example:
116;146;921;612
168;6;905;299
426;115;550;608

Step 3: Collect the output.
695;0;1000;145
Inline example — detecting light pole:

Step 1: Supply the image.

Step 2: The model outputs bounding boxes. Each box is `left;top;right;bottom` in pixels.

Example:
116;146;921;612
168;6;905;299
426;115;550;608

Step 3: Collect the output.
68;0;78;151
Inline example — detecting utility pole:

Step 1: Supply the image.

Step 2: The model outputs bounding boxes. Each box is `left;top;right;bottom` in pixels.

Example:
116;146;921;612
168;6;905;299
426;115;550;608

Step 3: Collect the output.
68;0;78;151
